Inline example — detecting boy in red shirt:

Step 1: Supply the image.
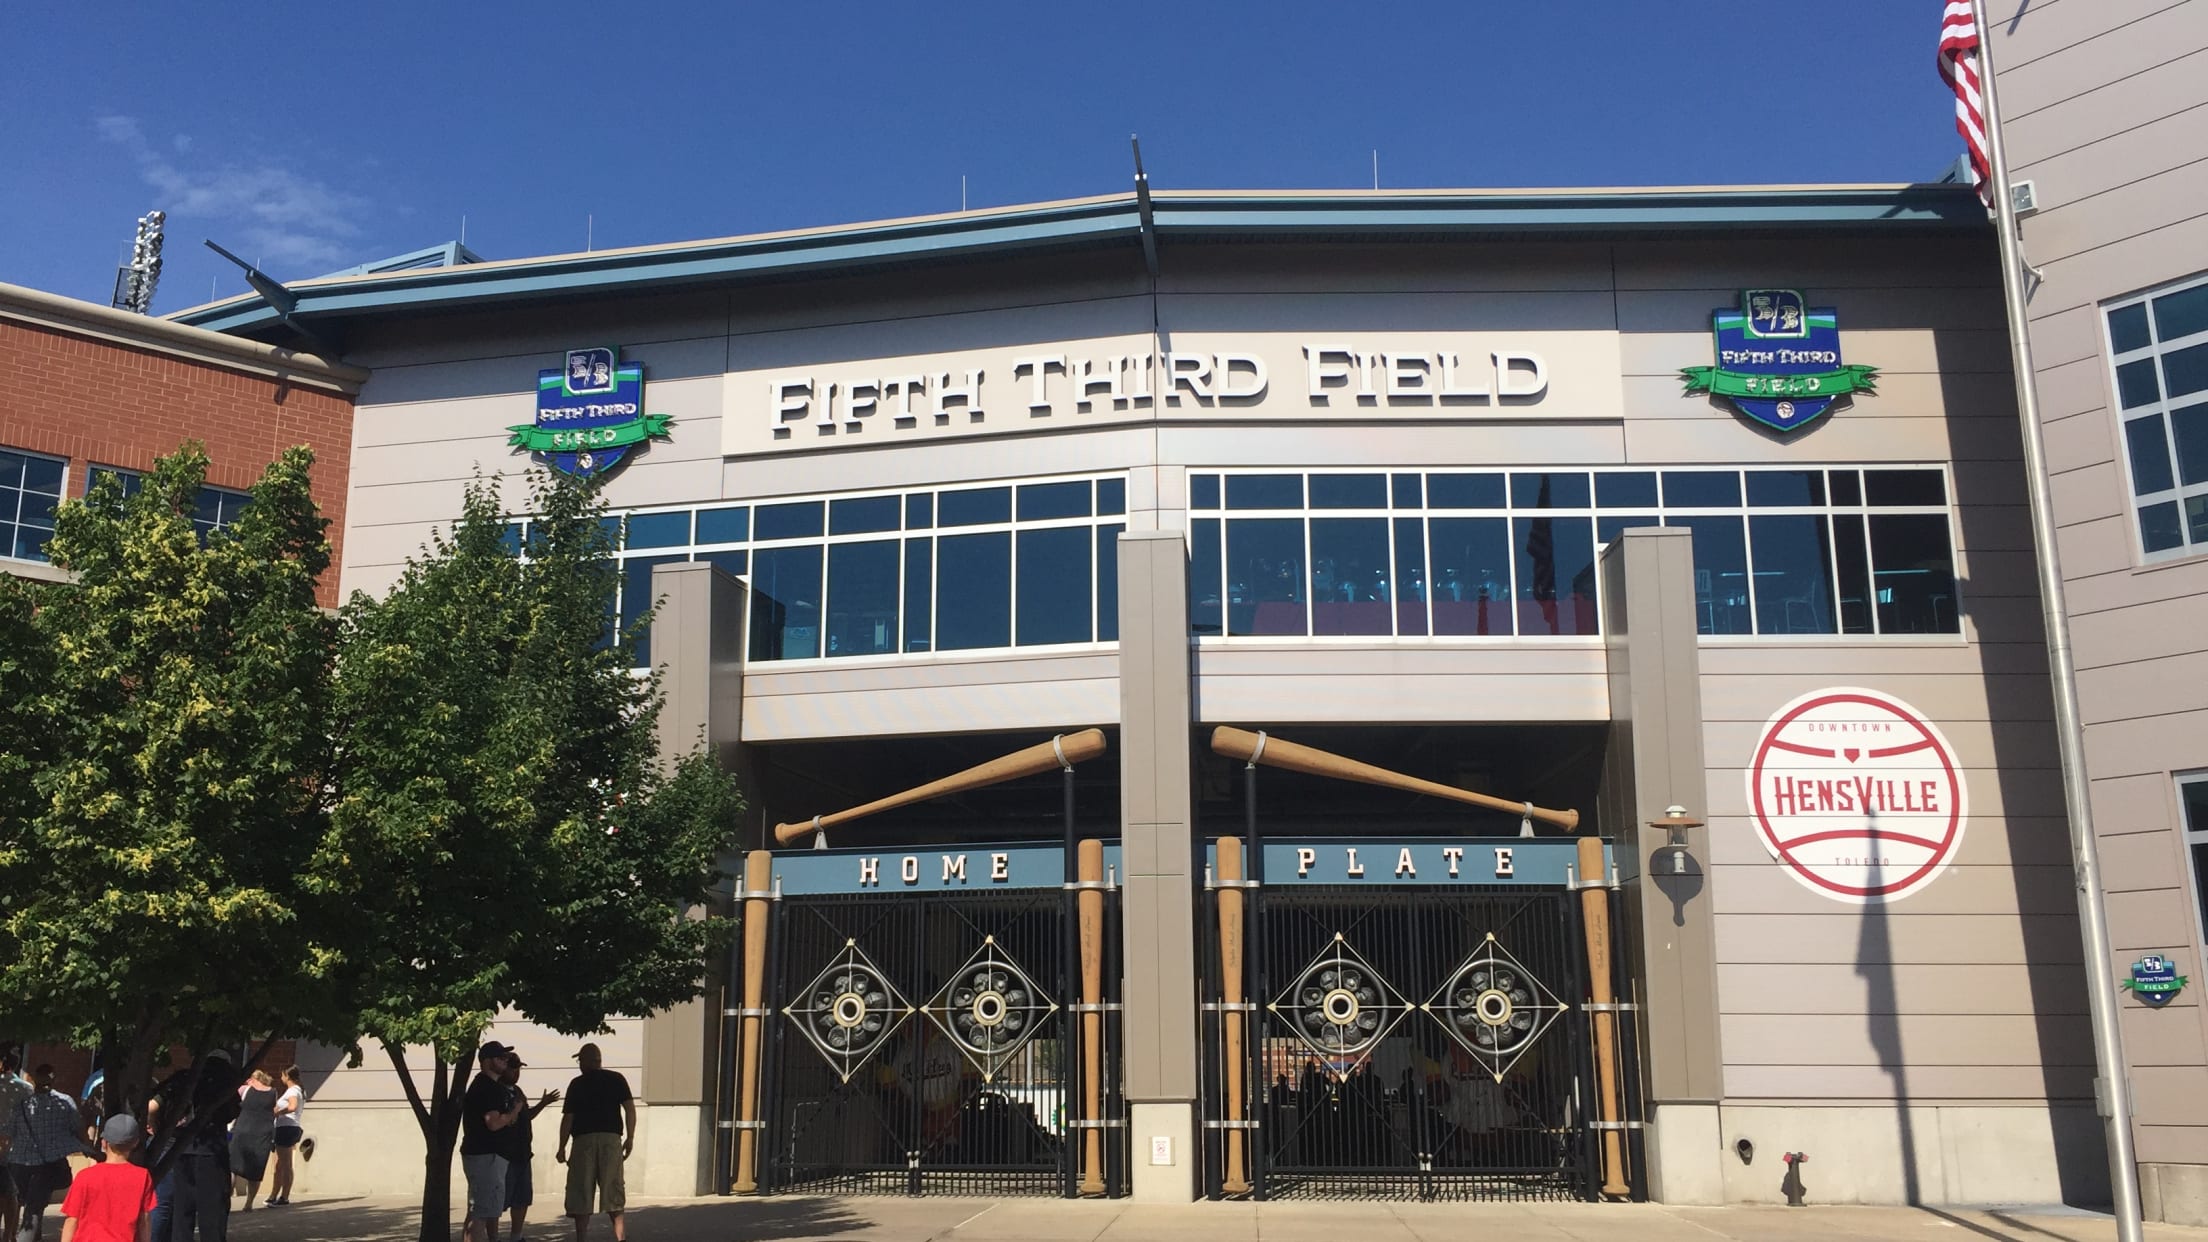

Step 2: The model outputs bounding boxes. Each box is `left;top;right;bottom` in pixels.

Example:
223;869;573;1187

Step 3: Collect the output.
59;1114;155;1242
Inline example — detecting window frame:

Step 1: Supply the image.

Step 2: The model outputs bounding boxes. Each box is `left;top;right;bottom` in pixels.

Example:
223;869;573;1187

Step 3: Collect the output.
2180;769;2208;971
2101;271;2208;564
0;446;70;564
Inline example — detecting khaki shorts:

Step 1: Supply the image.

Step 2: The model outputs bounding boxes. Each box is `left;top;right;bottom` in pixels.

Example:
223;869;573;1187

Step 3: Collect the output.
564;1132;625;1217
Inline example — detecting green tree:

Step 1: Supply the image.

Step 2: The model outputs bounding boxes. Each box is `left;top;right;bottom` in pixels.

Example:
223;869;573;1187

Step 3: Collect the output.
0;445;340;1120
319;472;741;1242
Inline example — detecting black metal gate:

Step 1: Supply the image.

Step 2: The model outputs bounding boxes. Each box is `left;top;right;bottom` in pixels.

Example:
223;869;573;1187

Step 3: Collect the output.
1201;848;1644;1201
762;881;1128;1196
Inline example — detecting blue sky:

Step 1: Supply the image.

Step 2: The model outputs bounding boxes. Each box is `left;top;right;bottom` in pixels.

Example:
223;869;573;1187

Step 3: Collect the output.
0;2;1964;316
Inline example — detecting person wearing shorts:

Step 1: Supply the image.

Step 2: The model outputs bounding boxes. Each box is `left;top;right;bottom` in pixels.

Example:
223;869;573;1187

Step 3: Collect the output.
458;1044;523;1242
556;1044;633;1242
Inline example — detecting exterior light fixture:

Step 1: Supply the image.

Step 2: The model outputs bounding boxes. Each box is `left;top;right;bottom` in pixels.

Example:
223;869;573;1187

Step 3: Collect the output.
1649;805;1703;876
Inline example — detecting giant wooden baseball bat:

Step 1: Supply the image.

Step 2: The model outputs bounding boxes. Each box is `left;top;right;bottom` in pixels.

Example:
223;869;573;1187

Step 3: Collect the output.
1077;837;1106;1196
1217;836;1250;1195
775;729;1108;846
731;849;771;1193
1209;727;1580;832
1577;833;1628;1198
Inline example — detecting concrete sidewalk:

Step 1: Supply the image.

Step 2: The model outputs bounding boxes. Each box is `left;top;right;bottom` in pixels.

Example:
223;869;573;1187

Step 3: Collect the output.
216;1195;2208;1241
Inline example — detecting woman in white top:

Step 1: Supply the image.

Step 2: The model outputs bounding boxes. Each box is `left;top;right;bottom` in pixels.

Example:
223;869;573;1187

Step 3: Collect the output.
268;1065;306;1207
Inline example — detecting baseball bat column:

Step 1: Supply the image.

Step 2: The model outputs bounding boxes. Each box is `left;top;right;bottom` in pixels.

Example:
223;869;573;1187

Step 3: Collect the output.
1216;836;1250;1195
1576;833;1628;1199
776;729;1108;845
1210;727;1579;831
731;849;772;1193
1078;837;1107;1196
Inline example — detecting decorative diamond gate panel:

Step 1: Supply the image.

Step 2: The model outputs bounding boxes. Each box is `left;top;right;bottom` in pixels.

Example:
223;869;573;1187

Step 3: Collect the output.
762;879;1126;1196
1201;837;1646;1203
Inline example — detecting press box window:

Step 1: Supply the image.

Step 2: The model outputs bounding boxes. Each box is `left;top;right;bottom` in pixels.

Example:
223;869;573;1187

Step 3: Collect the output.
1;448;65;562
2105;272;2208;559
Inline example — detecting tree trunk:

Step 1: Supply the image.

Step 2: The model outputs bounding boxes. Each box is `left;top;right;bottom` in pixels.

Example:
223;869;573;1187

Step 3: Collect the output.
388;1043;474;1242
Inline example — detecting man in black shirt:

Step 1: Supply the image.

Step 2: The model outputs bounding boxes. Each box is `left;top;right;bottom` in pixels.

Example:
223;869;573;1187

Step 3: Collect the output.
556;1043;634;1242
458;1043;524;1242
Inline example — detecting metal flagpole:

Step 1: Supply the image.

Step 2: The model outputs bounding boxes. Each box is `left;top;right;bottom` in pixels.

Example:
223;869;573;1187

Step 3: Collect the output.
1968;5;2142;1236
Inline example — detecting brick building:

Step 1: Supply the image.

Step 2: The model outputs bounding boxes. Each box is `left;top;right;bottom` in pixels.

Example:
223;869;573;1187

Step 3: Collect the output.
0;280;362;604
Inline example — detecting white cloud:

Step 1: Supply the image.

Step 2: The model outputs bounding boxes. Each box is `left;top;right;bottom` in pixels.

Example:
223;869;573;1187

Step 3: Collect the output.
97;113;368;273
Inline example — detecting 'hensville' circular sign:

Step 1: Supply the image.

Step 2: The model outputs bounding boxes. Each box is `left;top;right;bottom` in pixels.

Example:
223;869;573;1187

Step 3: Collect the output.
1746;687;1967;904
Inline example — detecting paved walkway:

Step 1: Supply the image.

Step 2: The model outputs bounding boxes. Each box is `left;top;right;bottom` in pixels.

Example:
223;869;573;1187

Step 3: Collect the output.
215;1195;2208;1241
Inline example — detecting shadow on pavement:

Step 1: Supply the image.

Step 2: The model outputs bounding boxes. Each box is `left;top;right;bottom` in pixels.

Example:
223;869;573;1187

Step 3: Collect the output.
1920;1206;2110;1242
221;1195;876;1242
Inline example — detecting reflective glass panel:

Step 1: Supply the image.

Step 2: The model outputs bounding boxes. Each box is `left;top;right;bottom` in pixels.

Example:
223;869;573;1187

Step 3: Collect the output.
2141;501;2184;553
1829;470;1862;506
623;510;690;548
2164;341;2208;400
825;540;899;657
748;545;822;660
755;501;824;541
622;554;685;666
698;549;747;579
1747;471;1826;507
2154;284;2208;342
1097;524;1123;641
1309;517;1391;635
1511;471;1590;509
1427;473;1505;509
2188;495;2208;545
1661;471;1740;508
829;495;901;535
696;506;749;544
936;531;1011;650
1832;514;1874;634
1667;515;1750;635
2170;401;2208;486
905;493;933;530
1225;517;1306;636
2127;416;2176;495
1393;517;1427;636
1098;477;1126;516
1864;470;1947;507
2118;358;2161;409
1017;480;1091;521
903;538;932;652
939;487;1011;527
1189;518;1223;636
1190;474;1221;509
1749;515;1836;635
1595;471;1657;508
1392;473;1422;509
1513;514;1596;636
1016;527;1092;645
1226;474;1302;510
1309;474;1387;509
1597;514;1661;545
2108;302;2152;353
1428;517;1512;635
1868;513;1959;633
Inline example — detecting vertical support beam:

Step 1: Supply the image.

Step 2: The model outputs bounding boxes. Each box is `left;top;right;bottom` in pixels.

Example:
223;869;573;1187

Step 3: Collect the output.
1597;527;1723;1203
1116;529;1198;1202
643;561;752;1195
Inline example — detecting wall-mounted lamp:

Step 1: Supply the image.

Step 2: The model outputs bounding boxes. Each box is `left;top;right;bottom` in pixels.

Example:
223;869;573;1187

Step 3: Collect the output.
1649;805;1703;876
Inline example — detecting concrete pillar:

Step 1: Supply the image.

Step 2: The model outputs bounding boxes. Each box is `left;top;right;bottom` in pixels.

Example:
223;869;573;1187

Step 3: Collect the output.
1596;527;1725;1203
1116;530;1199;1201
638;561;751;1195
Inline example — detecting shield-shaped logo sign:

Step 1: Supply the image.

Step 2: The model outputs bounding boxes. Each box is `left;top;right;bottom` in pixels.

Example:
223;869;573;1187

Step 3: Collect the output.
509;346;673;479
1680;290;1879;434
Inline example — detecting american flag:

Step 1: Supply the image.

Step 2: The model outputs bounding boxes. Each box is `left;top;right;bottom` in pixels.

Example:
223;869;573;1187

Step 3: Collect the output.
1937;1;1992;205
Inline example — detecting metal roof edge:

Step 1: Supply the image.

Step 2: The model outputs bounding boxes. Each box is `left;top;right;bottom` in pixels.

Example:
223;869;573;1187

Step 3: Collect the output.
0;280;366;392
171;184;1987;336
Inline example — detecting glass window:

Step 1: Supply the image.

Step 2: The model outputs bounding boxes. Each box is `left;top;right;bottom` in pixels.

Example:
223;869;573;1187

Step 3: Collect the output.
1096;524;1123;641
1189;518;1223;636
1098;477;1127;516
1189;474;1221;509
936;531;1011;650
1429;517;1512;636
1749;515;1836;635
624;510;690;548
1393;517;1427;636
1513;514;1596;636
1309;474;1387;510
1830;470;1863;506
940;486;1011;527
2165;342;2208;401
748;545;823;660
1595;471;1657;508
1391;473;1422;509
622;554;685;665
1511;471;1590;509
1309;517;1391;635
2128;416;2177;495
755;500;823;541
87;465;145;500
903;538;932;653
1427;473;1505;510
905;493;934;530
1864;469;1947;507
1017;481;1091;521
696;506;749;544
1747;471;1826;508
2188;495;2208;545
825;540;899;657
2118;359;2162;409
1869;514;1959;634
2141;500;2185;553
1227;474;1302;510
1832;514;1875;635
2109;303;2152;354
2181;773;2208;958
2158;285;2208;343
1225;517;1306;636
191;486;251;539
1017;526;1092;645
698;549;747;579
498;523;526;556
1597;514;1661;545
2171;402;2208;486
1667;515;1751;635
829;495;901;535
1661;471;1740;509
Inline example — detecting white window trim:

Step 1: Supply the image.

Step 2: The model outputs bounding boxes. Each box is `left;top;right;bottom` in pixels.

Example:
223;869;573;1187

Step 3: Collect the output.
2100;271;2208;565
0;446;69;566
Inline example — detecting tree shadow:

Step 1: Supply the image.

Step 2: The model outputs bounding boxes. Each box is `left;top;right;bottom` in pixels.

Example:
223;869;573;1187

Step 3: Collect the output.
222;1194;879;1241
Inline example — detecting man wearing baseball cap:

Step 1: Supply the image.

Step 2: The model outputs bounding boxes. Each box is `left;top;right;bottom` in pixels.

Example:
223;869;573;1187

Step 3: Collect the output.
57;1114;153;1242
458;1043;525;1242
556;1043;634;1242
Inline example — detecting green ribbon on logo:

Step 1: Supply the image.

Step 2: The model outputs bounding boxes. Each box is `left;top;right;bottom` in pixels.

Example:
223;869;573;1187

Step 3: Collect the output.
507;412;674;455
2123;974;2189;995
1679;364;1880;401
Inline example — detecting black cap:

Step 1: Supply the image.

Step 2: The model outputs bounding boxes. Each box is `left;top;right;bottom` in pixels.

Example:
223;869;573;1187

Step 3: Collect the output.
478;1042;515;1062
